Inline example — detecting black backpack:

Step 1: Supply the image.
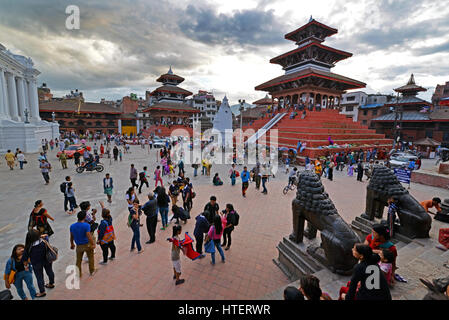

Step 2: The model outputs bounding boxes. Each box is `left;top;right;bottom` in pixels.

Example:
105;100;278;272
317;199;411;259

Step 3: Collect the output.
0;289;13;300
139;172;146;180
60;182;67;194
232;211;240;226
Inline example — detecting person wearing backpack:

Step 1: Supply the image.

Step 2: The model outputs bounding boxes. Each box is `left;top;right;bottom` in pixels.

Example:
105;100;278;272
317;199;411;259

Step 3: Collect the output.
61;176;75;214
4;244;37;300
221;204;239;251
128;199;143;253
138;166;149;194
24;229;55;297
28;200;55;237
97;202;116;265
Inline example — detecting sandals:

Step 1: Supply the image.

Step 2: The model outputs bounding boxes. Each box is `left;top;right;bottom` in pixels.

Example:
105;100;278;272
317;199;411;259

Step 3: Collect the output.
45;283;55;289
35;292;47;297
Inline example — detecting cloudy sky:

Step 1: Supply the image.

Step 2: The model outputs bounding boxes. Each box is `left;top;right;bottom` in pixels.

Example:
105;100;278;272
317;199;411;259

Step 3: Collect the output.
0;0;448;104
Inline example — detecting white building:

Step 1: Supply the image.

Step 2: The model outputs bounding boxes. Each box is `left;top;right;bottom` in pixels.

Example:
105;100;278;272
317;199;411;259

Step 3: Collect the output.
0;43;58;153
188;90;219;125
213;96;233;147
340;91;368;122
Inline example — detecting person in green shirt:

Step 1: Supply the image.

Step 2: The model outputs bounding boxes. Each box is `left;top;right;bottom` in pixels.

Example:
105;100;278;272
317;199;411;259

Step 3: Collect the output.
59;151;68;169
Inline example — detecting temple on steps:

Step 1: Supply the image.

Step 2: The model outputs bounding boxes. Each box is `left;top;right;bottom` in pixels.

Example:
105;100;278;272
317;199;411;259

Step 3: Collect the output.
249;18;393;162
255;18;366;109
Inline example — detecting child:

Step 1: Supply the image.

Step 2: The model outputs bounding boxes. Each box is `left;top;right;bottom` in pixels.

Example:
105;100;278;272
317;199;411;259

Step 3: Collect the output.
171;225;185;285
347;163;354;177
379;249;395;287
119;149;123;161
169;163;175;178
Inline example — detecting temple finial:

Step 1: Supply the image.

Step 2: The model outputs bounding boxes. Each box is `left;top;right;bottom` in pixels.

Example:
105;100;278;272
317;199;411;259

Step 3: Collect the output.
168;65;173;75
407;73;415;85
309;15;313;22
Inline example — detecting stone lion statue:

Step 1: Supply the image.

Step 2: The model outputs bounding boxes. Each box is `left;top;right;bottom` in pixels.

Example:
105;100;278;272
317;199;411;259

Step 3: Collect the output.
361;165;431;238
290;171;361;274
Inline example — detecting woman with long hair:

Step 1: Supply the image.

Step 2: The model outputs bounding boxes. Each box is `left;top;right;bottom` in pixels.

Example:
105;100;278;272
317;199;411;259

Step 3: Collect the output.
205;214;225;265
24;229;55;297
128;199;143;254
221;204;236;251
125;187;137;213
3;244;37;300
344;244;391;300
28;200;54;237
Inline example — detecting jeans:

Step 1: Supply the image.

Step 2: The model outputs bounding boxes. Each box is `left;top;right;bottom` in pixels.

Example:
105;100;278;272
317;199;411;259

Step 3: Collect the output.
210;239;225;264
242;182;249;196
146;215;157;242
159;206;169;227
76;244;95;277
195;233;204;254
194;167;198;177
231;177;236;186
131;223;142;251
42;172;49;183
202;166;206;175
222;228;233;247
100;241;116;263
14;270;36;300
33;260;55;293
19;161;24;169
262;177;268;193
67;196;77;211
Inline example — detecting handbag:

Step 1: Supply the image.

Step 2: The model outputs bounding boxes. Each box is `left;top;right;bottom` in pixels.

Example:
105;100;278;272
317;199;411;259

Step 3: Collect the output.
43;240;58;263
3;259;16;286
438;228;449;249
204;240;215;254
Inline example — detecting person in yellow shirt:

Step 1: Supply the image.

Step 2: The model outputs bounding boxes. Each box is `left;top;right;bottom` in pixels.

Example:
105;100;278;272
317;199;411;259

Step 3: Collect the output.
5;150;15;170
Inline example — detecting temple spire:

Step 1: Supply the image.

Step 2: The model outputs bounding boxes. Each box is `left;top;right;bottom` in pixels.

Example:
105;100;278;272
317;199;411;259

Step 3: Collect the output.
407;73;415;85
168;66;173;75
309;15;313;22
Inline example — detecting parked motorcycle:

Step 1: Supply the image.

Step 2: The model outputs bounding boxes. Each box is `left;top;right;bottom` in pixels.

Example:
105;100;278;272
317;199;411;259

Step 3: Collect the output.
76;161;104;173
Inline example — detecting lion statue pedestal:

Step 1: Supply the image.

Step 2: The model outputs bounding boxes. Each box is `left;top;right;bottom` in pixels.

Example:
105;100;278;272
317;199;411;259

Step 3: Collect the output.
274;171;361;279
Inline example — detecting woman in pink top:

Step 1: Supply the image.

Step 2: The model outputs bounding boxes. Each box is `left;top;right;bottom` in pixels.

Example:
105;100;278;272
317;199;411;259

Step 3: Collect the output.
205;215;225;265
154;165;163;187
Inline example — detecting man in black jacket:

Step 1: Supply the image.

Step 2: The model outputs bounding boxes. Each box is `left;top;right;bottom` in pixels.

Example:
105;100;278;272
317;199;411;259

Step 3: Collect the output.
193;212;209;258
142;193;158;244
203;196;219;223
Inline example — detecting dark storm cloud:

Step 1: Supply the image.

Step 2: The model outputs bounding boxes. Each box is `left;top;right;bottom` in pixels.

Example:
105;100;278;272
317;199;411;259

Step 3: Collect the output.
178;5;288;47
413;41;449;56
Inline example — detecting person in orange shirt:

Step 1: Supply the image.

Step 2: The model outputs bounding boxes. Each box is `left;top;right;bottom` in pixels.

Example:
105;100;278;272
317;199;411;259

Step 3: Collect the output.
420;198;442;215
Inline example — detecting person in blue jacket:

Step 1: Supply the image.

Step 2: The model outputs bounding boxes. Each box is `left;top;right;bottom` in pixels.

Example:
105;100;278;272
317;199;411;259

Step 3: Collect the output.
4;244;37;300
241;166;250;197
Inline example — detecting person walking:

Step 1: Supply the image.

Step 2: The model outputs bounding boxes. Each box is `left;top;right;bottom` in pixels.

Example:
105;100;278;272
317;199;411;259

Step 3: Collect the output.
138;166;149;194
192;161;199;177
221;204;237;251
154;165;164;187
24;229;55;297
253;163;261;190
178;158;185;176
261;164;269;194
97;202;116;265
103;173;113;203
4;244;37;300
39;159;51;185
328;160;334;181
240;166;250;197
142;193;158;244
229;164;238;186
205;215;225;265
128;199;143;253
182;180;193;212
113;146;119;161
28;200;54;237
17;151;26;170
65;182;77;215
193;211;209;258
59;151;68;169
129;164;138;189
356;161;363;182
5;149;15;170
61;176;76;214
73;151;81;168
156;187;170;230
70;211;96;277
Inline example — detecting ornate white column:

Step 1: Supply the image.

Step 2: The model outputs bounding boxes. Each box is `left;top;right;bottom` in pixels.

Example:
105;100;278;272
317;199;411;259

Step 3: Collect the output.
6;72;19;121
16;77;26;121
28;79;40;122
0;68;7;119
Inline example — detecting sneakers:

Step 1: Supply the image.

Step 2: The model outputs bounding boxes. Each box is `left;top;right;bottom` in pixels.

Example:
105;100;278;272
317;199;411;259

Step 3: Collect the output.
108;257;115;260
99;261;107;265
138;249;144;254
225;246;230;251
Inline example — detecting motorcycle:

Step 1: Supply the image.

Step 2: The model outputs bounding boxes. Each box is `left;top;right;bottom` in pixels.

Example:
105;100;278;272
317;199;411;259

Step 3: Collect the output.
76;161;104;173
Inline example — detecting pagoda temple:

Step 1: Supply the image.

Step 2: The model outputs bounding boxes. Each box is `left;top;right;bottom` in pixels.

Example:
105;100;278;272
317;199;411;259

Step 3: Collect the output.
141;67;199;135
371;74;434;141
255;18;366;108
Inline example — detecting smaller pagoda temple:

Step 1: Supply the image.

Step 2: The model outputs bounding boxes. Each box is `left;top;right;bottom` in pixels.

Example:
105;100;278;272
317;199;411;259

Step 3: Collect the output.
371;74;433;141
255;18;365;109
141;67;199;127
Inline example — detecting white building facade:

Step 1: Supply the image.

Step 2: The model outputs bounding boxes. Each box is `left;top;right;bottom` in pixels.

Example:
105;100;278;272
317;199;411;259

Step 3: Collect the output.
0;43;58;153
340;91;368;122
212;96;233;148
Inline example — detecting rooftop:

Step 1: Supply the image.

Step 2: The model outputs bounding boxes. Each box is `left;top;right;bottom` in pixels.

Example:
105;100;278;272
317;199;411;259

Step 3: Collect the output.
284;19;338;43
371;111;430;122
394;74;427;94
360;103;384;109
142;102;199;113
150;85;193;97
39;100;122;114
